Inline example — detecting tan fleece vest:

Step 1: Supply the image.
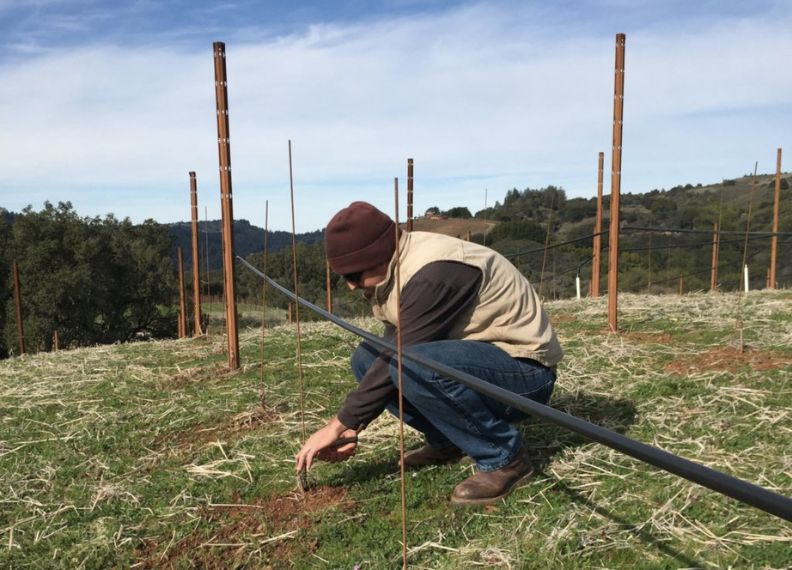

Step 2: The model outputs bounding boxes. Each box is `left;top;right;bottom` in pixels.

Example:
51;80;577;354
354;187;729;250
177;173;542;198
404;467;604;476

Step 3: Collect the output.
371;231;563;367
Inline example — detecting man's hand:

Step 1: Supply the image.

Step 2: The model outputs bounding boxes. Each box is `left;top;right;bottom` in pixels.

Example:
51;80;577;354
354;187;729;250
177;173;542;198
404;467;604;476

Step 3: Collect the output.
315;431;358;463
295;417;357;473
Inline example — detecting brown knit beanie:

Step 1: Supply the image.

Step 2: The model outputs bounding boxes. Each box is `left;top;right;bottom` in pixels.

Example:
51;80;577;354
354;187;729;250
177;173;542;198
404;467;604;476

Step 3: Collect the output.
325;201;397;274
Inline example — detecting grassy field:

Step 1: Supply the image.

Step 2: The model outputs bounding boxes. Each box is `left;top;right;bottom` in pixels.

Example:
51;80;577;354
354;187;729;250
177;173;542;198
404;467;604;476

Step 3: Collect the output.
1;291;790;569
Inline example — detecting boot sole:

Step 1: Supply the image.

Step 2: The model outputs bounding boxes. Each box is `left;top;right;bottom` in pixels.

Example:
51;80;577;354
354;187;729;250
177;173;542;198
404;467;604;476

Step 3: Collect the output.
449;468;535;506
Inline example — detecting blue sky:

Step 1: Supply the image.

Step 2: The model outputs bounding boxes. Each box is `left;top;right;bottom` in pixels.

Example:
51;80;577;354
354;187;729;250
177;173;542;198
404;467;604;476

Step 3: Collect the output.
1;0;790;231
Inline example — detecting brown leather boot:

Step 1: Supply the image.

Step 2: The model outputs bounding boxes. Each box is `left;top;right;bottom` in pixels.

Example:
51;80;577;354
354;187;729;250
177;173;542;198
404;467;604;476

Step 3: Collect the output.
450;448;534;505
401;444;465;469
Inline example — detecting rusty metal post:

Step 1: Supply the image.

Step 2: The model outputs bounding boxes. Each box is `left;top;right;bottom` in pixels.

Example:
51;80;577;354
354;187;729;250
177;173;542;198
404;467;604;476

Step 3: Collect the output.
189;172;204;335
177;247;188;338
607;33;626;332
769;148;782;289
326;259;332;313
53;330;59;352
213;41;240;369
407;158;414;232
12;260;25;355
710;222;720;293
592;151;604;298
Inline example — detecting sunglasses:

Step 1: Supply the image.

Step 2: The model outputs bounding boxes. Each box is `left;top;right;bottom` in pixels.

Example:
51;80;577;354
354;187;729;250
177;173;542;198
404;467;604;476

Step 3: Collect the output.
342;271;363;284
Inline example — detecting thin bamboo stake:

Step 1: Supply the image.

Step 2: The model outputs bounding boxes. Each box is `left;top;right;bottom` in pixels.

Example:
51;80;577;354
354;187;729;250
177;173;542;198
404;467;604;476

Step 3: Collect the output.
325;259;332;313
647;213;653;291
213;41;240;369
591;151;604;298
407;158;414;232
259;200;269;408
177;247;188;338
769;148;782;289
12;260;25;355
736;163;758;353
203;206;210;334
607;33;626;333
710;222;720;293
538;193;555;299
189;171;204;335
741;163;758;291
288;140;307;443
666;235;672;279
393;177;408;569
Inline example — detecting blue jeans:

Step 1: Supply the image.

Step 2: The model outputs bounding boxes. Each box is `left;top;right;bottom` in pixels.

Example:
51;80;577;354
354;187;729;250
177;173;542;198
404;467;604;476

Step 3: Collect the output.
351;340;556;472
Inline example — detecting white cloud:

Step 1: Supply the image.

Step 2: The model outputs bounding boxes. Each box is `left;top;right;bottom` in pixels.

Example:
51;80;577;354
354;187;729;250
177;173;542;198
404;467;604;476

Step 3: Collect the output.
0;3;790;231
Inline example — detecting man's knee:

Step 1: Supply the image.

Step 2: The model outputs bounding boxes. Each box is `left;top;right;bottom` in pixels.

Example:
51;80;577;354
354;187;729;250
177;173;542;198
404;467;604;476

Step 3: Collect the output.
351;342;379;382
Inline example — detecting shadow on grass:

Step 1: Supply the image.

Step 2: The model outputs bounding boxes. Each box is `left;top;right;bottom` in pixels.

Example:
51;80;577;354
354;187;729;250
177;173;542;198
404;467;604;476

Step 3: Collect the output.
332;390;702;566
521;391;703;567
553;479;704;568
519;390;638;473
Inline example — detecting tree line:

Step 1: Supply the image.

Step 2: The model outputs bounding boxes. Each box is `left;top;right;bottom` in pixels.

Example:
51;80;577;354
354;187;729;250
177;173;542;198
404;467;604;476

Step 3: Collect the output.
0;202;178;358
2;172;788;357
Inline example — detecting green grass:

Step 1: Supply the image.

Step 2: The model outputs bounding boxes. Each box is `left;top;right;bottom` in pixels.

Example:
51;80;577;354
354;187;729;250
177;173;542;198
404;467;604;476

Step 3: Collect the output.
1;291;790;568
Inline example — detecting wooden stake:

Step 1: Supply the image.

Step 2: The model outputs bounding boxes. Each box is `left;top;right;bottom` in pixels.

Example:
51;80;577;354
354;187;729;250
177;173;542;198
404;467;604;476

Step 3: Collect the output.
189;171;204;335
213;41;240;369
591;151;604;298
53;330;59;352
607;33;626;333
678;276;684;296
710;222;720;293
769;147;782;289
407;158;414;232
12;260;25;355
177;247;188;338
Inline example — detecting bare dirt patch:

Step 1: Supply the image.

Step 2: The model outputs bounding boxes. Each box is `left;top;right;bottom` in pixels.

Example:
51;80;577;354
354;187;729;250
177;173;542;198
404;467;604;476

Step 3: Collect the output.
664;346;792;375
408;217;497;238
134;486;352;569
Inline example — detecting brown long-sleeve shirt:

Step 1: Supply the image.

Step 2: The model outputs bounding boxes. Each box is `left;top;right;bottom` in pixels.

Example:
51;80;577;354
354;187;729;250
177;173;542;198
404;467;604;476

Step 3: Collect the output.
337;261;482;430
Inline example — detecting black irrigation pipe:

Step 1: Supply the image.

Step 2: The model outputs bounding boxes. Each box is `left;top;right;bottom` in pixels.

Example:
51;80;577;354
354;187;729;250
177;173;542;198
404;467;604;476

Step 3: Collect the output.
239;255;792;523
